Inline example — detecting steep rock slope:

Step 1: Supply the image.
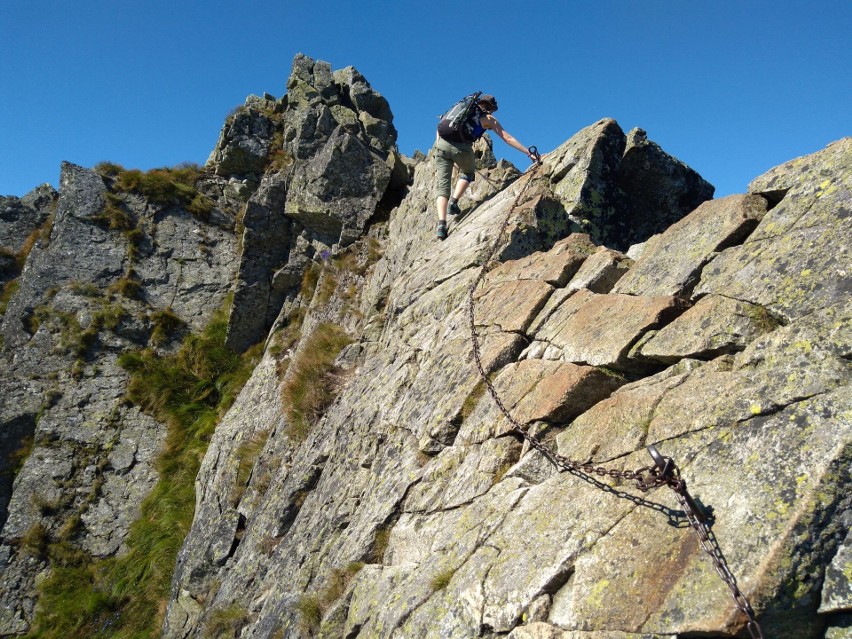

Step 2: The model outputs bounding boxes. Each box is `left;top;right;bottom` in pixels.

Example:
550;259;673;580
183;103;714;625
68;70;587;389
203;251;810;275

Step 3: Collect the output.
0;53;848;639
0;54;405;636
162;81;850;639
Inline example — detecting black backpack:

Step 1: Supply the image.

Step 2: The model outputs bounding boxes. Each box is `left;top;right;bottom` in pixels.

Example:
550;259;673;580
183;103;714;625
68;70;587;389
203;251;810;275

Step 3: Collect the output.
437;91;482;142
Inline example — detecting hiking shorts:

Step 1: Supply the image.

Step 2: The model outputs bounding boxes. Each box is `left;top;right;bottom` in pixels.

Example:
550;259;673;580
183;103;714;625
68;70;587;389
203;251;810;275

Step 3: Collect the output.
433;137;476;198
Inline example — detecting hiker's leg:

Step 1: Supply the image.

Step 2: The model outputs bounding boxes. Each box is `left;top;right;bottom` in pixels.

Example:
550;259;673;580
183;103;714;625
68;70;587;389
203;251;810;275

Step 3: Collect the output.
433;142;455;223
452;177;471;201
453;149;476;202
436;195;449;222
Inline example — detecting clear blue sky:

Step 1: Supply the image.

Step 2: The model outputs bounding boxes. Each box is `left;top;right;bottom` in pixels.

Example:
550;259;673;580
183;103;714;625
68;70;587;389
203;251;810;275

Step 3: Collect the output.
2;0;849;199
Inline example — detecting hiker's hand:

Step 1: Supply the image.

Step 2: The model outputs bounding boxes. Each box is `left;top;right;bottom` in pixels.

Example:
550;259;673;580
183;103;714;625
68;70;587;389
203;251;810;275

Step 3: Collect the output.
527;146;542;165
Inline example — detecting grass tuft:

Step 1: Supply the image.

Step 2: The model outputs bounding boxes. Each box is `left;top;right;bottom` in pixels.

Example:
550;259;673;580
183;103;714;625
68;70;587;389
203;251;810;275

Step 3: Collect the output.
295;594;322;634
94;162;125;178
300;262;322;302
98;162;214;219
296;562;365;634
148;307;186;346
20;523;50;558
6;435;34;478
370;526;392;564
202;604;249;639
280;323;352;442
112;272;142;300
430;568;456;592
320;562;364;606
93;194;136;232
1;279;20;316
267;130;294;173
17;228;45;269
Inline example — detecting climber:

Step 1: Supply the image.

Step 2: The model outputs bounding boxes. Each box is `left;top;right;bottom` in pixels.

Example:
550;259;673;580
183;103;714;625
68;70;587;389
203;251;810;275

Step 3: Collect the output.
432;93;538;240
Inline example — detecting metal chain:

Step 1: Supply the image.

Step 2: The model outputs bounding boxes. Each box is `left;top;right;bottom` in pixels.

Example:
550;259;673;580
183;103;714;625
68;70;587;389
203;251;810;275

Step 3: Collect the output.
466;162;764;639
672;489;764;639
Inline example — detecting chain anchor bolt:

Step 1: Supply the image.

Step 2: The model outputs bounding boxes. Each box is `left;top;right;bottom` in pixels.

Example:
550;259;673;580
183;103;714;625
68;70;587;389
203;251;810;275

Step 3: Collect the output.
647;445;707;523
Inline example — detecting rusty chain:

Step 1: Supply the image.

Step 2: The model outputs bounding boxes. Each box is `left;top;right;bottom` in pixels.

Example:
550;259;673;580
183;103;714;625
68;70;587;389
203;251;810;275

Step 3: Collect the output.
465;161;764;638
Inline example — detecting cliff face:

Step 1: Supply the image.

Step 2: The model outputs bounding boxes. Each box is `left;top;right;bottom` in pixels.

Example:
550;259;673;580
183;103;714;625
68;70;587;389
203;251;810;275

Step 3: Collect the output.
0;160;241;634
0;55;850;639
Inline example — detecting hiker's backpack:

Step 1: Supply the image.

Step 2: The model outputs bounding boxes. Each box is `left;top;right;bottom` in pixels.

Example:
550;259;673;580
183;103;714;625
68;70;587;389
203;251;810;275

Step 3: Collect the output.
437;91;483;143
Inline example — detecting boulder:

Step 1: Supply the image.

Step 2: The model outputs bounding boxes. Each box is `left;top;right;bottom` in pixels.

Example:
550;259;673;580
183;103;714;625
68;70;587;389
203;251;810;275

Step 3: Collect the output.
635;293;780;363
225;173;292;352
471;235;596;336
284;127;392;243
696;137;852;322
555;359;707;464
540;118;628;249
485;234;597;287
541;121;714;251
565;246;632;294
289;53;338;105
206;96;277;178
473;277;554;334
0;185;56;248
526;289;688;372
612;193;770;297
333;66;396;152
617;127;715;247
222;55;407;351
457;359;626;444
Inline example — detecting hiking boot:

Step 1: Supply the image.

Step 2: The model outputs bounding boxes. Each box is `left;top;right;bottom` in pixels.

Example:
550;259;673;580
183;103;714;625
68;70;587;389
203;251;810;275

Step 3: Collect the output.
448;200;462;216
436;221;448;240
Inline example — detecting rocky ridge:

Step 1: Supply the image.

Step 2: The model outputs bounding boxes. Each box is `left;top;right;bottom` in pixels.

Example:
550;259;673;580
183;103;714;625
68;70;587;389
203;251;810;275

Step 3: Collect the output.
0;55;850;639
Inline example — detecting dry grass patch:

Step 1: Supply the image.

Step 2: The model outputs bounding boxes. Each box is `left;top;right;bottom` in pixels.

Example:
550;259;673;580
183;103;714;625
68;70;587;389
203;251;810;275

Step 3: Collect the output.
281;323;352;442
430;568;456;592
203;604;250;639
229;428;272;507
296;562;365;634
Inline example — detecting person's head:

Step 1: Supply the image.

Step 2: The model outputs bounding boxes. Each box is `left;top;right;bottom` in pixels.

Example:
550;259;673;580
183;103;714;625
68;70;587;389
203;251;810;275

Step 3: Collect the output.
478;94;498;113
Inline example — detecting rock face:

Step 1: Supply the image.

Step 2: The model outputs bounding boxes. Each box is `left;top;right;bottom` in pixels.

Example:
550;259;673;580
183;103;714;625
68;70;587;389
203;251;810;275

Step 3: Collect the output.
216;55;408;352
617;127;716;247
162;118;849;639
696;138;852;322
537;120;714;252
612;193;770;297
1;53;850;639
0;185;57;287
0;160;240;634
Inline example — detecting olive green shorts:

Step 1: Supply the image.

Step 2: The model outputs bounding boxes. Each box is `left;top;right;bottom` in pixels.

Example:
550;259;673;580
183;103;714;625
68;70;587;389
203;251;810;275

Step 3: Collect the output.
433;137;476;198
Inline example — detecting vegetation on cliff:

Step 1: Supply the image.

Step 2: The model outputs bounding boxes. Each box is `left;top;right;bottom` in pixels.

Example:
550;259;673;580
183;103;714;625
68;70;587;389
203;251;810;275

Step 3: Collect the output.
95;162;214;219
22;302;261;639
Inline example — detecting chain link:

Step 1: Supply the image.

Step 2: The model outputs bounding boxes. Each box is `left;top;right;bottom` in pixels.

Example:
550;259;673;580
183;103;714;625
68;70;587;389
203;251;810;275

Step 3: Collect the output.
466;162;763;638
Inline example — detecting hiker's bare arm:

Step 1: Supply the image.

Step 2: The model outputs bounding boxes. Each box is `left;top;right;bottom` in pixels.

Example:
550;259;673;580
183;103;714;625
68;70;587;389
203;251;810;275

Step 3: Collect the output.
482;115;532;157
